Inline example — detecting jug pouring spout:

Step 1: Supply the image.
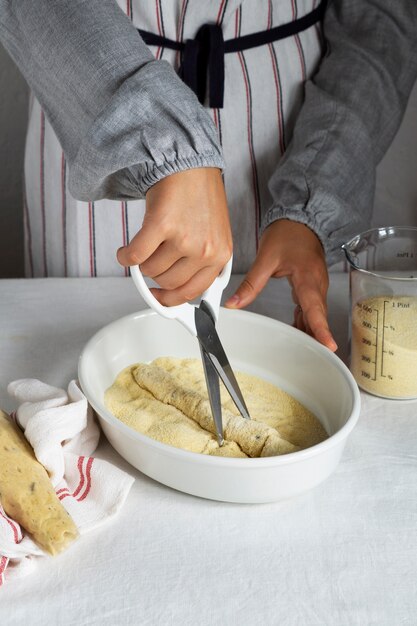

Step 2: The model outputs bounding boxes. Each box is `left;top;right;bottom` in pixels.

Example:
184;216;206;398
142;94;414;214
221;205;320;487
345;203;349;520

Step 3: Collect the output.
341;234;361;269
342;226;417;276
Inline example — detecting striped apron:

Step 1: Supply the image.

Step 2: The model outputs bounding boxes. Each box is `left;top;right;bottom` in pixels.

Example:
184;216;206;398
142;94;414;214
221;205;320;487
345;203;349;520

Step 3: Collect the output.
24;0;324;278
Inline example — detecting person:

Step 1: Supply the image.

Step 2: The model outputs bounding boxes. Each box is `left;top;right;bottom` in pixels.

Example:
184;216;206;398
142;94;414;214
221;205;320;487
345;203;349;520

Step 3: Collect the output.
1;0;416;352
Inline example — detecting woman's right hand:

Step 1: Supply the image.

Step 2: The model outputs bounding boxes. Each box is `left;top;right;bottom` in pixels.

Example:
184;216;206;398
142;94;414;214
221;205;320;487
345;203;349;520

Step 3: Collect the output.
117;167;233;305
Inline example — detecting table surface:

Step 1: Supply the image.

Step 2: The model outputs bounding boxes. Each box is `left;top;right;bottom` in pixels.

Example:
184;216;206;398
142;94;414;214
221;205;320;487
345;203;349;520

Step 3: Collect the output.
1;274;416;626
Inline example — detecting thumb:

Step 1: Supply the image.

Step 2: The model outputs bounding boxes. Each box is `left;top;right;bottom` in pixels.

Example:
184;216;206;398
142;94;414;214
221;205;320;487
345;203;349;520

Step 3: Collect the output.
225;256;272;309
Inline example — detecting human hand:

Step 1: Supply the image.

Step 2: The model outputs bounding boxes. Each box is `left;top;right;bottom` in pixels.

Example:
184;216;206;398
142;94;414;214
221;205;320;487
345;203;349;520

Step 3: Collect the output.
224;219;337;351
117;168;232;306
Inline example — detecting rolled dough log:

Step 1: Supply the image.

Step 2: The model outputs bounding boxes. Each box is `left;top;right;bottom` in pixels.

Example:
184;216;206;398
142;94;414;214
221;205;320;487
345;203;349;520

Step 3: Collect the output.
153;358;327;449
133;364;298;457
0;410;79;555
105;366;247;457
105;358;327;458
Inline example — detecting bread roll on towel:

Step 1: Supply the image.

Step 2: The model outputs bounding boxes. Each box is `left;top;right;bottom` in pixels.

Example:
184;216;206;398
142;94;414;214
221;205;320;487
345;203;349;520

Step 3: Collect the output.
0;410;78;555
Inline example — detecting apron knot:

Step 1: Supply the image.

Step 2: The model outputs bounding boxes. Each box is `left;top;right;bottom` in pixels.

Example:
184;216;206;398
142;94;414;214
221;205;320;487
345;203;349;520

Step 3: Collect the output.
179;24;225;109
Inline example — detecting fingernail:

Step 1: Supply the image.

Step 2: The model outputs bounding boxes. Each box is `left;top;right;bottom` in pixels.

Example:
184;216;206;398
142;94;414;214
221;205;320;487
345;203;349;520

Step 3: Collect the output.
323;334;338;352
225;294;240;307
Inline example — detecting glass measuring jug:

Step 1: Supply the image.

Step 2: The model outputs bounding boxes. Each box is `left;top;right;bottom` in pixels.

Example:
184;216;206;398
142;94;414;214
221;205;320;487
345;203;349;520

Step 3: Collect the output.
342;226;417;399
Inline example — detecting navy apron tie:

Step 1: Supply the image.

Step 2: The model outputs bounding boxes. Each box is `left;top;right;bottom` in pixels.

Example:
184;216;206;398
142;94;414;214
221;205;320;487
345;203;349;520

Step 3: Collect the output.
138;0;326;109
179;24;225;108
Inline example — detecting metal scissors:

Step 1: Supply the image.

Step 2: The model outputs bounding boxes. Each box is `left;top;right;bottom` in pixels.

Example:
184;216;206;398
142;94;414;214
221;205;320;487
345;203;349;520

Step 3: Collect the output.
130;257;251;445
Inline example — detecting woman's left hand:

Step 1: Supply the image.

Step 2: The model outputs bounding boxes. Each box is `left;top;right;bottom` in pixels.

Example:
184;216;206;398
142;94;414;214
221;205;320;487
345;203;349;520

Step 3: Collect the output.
224;219;338;352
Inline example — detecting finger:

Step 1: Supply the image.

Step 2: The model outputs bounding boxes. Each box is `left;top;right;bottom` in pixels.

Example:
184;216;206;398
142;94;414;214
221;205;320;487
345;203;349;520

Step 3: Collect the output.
224;252;274;309
117;223;165;267
293;304;307;332
139;241;184;279
150;266;219;307
296;284;337;351
152;257;214;291
290;273;337;350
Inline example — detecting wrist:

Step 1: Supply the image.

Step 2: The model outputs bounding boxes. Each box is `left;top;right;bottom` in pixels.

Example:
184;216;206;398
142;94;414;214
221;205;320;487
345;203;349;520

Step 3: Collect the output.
270;219;324;251
144;165;223;197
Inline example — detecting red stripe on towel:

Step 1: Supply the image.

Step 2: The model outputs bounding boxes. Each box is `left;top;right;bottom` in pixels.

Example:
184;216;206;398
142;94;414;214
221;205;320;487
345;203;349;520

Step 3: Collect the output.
0;509;20;544
0;507;21;586
58;456;94;502
0;556;9;585
77;458;94;502
71;456;86;498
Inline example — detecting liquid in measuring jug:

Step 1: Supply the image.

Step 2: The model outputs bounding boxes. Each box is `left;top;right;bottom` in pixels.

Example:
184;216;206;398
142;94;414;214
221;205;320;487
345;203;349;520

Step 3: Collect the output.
351;295;417;398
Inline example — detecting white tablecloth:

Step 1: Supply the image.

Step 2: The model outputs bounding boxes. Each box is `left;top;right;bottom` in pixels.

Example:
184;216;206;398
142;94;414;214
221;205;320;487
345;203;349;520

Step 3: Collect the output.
1;275;416;626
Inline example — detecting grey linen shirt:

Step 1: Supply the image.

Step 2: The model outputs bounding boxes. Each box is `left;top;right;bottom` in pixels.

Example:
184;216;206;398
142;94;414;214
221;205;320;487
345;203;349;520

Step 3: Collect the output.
1;0;416;263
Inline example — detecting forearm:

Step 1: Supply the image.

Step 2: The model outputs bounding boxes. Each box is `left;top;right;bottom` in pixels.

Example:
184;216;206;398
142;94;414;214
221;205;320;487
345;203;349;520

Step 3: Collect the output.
265;0;417;263
0;0;223;200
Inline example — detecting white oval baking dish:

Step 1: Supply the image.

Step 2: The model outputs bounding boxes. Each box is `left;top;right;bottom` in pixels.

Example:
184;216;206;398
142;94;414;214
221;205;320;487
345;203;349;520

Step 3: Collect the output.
78;308;360;503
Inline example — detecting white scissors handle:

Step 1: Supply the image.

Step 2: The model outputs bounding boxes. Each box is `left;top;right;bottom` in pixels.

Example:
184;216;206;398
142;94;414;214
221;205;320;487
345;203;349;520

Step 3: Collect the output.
130;256;233;337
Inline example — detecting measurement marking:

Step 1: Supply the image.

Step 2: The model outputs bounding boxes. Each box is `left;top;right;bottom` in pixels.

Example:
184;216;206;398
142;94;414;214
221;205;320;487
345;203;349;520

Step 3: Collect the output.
381;300;389;377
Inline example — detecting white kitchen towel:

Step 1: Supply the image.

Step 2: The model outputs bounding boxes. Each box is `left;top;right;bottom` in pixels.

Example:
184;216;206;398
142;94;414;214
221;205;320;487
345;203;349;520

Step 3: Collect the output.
0;379;135;586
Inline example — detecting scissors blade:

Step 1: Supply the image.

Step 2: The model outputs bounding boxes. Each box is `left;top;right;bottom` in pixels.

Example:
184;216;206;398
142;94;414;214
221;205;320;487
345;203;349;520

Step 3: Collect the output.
199;344;224;446
195;304;251;421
